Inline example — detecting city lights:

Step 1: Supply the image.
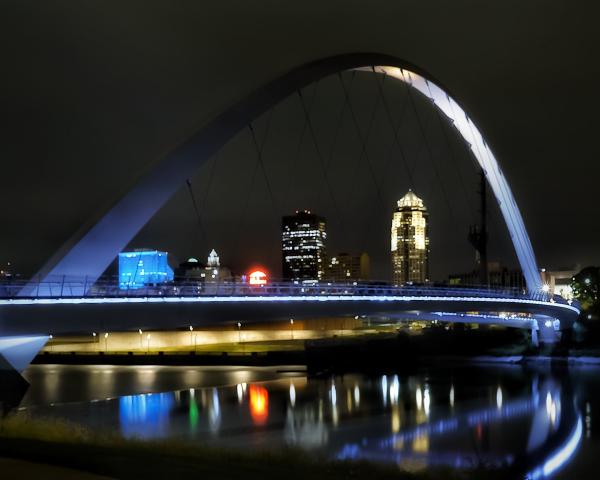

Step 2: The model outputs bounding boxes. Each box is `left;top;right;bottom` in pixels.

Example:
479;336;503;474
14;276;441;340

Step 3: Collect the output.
248;270;268;286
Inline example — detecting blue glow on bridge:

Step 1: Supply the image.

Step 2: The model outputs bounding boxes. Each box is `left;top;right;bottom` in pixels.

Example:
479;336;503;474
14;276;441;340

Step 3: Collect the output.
0;293;580;316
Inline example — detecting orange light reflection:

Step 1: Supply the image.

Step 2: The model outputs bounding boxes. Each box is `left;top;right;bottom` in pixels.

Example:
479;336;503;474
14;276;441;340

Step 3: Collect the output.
249;385;269;425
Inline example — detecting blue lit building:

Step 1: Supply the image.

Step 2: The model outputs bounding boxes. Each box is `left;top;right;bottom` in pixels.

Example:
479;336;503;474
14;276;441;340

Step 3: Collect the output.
118;250;174;289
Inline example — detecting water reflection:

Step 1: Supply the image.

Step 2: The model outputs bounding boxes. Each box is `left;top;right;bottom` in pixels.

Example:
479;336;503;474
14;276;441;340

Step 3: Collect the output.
24;366;593;478
119;392;175;438
249;385;268;425
208;388;221;432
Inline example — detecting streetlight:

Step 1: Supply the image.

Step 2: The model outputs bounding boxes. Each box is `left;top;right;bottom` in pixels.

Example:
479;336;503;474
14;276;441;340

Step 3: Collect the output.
49;334;53;352
138;329;143;350
290;318;294;340
189;325;194;346
237;322;242;343
104;332;109;353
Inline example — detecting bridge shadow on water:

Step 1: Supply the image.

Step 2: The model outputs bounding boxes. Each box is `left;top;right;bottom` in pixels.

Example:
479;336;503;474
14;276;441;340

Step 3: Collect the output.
305;327;528;375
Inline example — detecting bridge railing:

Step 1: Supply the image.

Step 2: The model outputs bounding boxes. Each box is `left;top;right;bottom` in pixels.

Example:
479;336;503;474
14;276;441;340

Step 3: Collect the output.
0;275;573;306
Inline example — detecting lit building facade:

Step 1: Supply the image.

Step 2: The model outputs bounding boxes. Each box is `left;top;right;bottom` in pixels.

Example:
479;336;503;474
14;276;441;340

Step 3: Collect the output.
391;191;430;284
176;249;232;284
282;210;327;283
118;250;174;289
326;252;370;282
540;266;579;300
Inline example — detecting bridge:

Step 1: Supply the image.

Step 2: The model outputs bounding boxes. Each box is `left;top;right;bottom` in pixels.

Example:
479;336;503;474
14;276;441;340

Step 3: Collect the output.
0;53;581;381
0;277;580;376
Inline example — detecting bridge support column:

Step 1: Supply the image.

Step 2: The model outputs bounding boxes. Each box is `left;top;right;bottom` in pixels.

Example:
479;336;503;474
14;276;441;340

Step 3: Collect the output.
531;324;539;348
532;317;562;346
0;335;49;411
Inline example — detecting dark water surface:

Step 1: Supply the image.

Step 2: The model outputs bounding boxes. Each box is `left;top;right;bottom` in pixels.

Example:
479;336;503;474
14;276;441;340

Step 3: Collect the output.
18;363;600;478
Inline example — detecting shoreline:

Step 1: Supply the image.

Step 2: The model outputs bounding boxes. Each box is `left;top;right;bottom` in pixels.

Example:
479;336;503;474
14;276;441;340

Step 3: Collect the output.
32;351;600;368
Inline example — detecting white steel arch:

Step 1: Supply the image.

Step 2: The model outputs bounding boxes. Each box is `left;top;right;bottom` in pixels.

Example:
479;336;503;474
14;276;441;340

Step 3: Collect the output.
23;54;542;294
365;66;541;290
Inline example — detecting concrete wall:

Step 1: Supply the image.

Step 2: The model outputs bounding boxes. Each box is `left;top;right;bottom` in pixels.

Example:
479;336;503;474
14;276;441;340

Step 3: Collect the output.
44;327;360;353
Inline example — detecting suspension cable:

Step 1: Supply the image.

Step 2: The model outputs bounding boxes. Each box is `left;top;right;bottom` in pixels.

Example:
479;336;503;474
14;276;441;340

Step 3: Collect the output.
372;69;416;190
338;72;386;209
233;108;276;245
248;120;277;212
424;80;477;224
186;178;208;249
297;87;347;237
201;151;220;209
313;72;357;217
282;82;319;212
400;70;456;223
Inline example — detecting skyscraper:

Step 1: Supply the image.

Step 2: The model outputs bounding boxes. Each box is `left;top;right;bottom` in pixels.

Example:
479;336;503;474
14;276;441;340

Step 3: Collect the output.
391;190;430;284
282;210;327;283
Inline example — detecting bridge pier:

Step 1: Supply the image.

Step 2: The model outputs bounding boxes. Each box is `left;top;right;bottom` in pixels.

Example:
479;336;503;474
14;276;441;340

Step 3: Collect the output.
531;324;539;347
0;335;49;411
531;317;563;347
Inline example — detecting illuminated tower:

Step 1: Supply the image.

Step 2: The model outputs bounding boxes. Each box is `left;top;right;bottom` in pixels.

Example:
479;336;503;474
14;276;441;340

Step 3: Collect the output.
391;190;429;284
282;210;327;284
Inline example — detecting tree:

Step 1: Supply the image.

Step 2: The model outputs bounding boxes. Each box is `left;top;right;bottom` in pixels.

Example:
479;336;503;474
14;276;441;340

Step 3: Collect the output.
572;266;600;317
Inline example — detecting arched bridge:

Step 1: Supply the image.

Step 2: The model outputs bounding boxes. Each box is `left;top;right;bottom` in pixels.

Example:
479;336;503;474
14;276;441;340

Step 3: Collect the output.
0;279;580;371
1;53;575;380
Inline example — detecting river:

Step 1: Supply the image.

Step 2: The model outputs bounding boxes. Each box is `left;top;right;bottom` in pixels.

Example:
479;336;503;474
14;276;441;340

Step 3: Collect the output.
16;362;600;478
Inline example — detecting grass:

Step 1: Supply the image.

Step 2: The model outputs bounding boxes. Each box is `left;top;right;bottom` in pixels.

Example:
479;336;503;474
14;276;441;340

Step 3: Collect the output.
0;413;503;480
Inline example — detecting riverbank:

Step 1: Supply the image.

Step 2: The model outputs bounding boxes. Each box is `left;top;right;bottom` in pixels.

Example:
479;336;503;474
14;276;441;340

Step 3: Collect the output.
32;329;600;372
0;414;497;480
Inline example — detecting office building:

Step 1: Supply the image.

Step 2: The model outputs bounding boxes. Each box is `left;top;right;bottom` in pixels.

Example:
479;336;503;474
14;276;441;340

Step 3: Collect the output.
326;252;370;282
118;249;174;289
282;210;327;283
391;190;430;284
176;249;232;283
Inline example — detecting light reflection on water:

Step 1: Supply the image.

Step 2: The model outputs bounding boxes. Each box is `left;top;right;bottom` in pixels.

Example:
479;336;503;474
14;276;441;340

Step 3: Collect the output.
22;365;600;478
119;392;175;438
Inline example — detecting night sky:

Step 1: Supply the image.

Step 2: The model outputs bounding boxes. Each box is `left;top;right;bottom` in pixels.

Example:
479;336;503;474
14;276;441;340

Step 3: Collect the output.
1;1;598;281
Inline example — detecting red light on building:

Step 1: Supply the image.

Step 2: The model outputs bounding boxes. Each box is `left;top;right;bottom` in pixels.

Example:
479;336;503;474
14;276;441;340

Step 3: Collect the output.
249;385;269;425
248;270;268;286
